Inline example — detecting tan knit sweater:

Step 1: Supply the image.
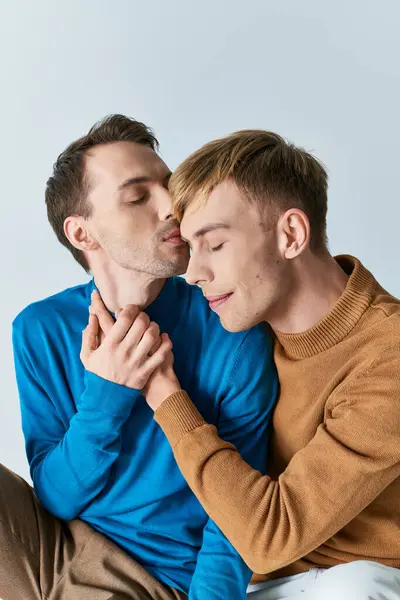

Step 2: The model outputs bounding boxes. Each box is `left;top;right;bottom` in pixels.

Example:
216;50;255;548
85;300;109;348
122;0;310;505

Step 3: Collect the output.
155;256;400;580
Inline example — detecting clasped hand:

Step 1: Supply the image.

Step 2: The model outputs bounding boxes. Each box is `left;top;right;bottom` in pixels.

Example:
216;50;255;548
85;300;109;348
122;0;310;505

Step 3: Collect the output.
80;291;181;410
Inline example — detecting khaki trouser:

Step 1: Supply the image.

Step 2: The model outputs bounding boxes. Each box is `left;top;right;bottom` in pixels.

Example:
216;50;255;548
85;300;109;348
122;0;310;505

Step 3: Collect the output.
0;463;187;600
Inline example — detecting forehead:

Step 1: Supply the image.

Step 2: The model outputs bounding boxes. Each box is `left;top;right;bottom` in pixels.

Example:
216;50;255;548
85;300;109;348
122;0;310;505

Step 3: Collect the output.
180;180;259;239
85;141;168;189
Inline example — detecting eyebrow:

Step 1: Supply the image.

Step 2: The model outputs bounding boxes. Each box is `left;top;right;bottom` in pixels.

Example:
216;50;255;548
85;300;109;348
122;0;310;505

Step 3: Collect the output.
118;172;172;191
182;223;231;242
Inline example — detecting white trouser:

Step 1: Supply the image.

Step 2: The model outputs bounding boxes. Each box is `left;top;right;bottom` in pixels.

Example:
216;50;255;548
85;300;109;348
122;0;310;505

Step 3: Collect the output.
246;561;400;600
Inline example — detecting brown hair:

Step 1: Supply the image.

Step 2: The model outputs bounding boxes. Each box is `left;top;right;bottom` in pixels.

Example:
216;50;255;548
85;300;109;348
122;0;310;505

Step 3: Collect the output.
170;130;328;251
45;114;159;271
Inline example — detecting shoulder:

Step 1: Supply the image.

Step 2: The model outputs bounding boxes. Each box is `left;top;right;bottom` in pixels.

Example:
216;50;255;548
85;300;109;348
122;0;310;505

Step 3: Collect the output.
13;281;91;337
354;311;400;371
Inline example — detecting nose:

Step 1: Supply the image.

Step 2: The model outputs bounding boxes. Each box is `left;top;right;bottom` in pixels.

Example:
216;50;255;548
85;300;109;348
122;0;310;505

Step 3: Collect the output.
157;185;174;222
185;252;213;287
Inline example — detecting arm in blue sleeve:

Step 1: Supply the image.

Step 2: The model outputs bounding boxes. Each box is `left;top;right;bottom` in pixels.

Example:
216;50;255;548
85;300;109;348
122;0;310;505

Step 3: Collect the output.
189;326;278;600
12;324;140;520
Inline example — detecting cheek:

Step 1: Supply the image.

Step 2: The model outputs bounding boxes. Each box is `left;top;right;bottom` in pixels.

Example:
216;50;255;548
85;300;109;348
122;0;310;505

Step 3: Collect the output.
233;264;278;311
114;214;154;240
214;247;245;283
231;245;266;287
247;237;279;282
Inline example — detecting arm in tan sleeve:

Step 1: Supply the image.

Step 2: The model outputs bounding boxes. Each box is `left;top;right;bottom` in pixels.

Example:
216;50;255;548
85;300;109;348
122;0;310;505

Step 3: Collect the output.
154;348;400;574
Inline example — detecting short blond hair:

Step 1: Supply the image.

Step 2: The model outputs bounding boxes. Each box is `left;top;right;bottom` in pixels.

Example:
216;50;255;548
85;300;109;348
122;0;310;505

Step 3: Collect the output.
170;130;328;251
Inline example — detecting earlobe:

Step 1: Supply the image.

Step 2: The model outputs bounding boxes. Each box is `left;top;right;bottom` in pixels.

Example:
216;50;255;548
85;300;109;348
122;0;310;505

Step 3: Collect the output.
64;216;99;252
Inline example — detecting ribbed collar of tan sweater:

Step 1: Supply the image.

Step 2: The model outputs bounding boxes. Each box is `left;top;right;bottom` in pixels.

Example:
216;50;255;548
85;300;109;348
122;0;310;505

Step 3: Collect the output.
274;255;375;359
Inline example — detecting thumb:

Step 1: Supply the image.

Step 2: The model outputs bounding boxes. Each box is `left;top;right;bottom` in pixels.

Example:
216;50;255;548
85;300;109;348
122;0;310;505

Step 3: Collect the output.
81;313;100;362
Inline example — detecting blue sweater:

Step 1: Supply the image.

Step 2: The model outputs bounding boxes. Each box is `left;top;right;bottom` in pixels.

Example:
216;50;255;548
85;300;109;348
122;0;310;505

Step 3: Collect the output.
13;276;277;599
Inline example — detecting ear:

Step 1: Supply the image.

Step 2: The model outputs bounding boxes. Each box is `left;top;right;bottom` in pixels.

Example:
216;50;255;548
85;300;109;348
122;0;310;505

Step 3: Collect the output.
277;209;310;259
64;216;100;253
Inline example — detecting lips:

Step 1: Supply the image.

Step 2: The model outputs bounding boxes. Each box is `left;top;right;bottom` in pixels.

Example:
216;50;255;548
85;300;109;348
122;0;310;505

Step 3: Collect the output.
205;293;232;302
164;228;183;242
162;228;187;247
205;292;233;311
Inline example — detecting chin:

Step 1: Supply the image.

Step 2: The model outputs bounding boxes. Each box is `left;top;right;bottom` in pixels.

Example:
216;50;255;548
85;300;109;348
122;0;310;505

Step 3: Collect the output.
152;254;188;278
170;264;187;277
220;308;262;332
219;314;248;333
162;259;189;278
162;251;189;274
172;254;190;275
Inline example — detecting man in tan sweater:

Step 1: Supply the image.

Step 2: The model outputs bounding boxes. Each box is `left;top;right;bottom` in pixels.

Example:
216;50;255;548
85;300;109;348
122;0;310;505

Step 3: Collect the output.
86;130;400;598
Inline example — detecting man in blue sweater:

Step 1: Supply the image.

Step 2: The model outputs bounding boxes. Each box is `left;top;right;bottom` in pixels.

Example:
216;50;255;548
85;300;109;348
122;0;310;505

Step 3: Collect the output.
3;115;277;600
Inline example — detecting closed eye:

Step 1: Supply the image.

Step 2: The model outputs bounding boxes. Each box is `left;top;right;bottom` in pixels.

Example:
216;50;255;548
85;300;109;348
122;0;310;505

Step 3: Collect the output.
211;243;224;252
130;194;148;205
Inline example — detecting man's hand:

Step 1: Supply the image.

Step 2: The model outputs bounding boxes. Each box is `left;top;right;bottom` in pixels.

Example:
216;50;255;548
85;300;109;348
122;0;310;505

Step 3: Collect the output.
81;292;172;391
142;346;182;412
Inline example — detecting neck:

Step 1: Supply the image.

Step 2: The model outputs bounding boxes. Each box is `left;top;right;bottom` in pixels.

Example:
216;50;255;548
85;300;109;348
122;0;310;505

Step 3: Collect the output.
269;250;349;334
89;257;165;313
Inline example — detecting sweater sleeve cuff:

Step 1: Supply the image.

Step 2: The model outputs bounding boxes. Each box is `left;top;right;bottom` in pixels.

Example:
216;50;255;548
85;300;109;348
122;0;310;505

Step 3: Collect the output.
80;371;141;418
154;391;206;446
